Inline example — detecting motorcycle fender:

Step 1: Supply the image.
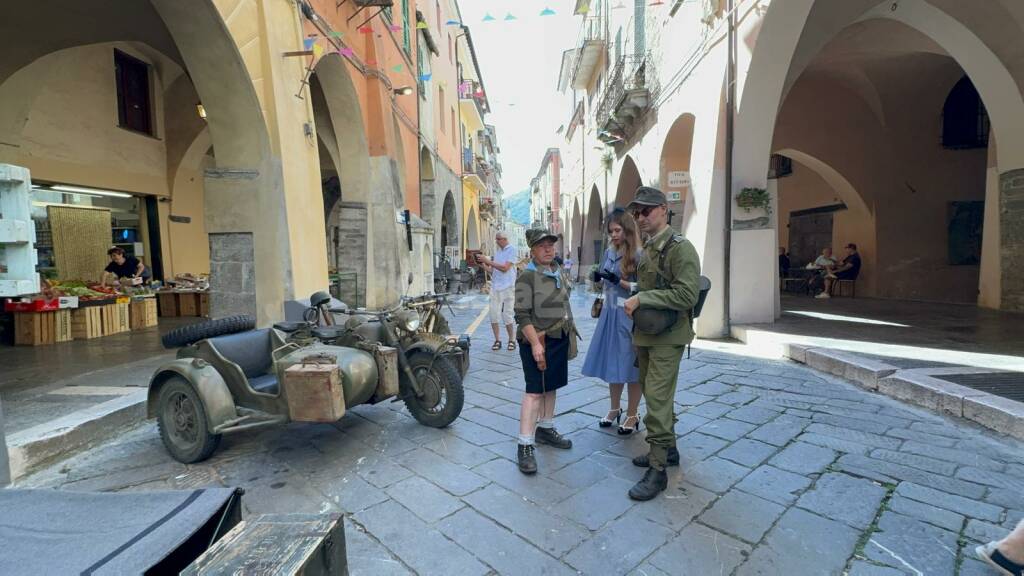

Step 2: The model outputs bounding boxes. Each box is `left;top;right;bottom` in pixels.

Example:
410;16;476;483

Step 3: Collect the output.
406;340;467;378
147;359;236;431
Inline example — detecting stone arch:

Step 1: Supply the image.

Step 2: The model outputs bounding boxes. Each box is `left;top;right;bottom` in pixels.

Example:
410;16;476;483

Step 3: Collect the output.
313;53;371;205
582;185;604;268
421;146;435;181
0;0;291;323
466;207;480;252
660;113;697;232
570;197;582;261
614;155;643;210
440;190;459;251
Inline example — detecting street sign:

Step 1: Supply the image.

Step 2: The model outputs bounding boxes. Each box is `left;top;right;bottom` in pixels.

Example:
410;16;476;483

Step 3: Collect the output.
666;190;682;202
667;171;691;188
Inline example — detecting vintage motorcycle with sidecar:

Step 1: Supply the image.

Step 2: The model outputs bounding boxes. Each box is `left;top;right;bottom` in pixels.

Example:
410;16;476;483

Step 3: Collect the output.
149;291;470;463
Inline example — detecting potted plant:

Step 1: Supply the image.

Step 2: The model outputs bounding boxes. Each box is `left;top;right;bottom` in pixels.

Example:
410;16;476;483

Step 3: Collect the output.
736;187;772;215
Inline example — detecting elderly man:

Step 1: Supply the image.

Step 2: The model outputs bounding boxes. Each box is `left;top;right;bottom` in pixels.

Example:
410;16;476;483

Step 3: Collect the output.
476;231;519;351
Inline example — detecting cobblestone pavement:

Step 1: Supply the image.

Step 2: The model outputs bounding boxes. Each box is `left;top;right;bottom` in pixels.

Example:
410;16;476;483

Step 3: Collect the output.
21;294;1023;575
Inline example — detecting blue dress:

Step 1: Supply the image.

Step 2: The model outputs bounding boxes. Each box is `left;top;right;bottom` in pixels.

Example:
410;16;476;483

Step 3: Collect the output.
582;248;640;384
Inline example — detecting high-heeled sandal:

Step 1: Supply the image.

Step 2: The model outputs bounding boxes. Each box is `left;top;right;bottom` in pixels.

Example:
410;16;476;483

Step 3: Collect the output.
599;409;622;428
618;414;641;435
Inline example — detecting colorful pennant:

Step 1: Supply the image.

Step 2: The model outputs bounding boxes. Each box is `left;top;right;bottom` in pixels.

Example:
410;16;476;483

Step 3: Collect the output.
416;21;429;29
338;47;355;57
389;24;402;32
540;7;556;16
329;31;343;38
419;73;433;82
392;64;404;73
313;44;324;58
303;38;316;50
483;13;496;22
446;19;461;26
504;13;517;21
358;26;373;34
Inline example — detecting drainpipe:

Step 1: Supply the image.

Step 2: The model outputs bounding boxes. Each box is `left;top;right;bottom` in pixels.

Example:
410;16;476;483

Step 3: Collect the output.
723;0;736;336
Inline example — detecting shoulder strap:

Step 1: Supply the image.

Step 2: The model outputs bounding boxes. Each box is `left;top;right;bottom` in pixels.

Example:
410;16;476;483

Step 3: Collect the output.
654;235;683;288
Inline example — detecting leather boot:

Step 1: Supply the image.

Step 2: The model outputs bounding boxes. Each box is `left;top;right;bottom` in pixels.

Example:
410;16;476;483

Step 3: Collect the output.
517;444;537;475
632;446;679;468
535;427;573;449
629;467;668;501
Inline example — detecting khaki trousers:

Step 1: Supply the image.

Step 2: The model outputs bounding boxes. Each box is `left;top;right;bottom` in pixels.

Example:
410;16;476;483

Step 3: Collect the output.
637;344;685;470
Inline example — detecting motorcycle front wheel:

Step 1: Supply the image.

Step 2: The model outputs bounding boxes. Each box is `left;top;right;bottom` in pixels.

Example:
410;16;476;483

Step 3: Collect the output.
403;351;464;428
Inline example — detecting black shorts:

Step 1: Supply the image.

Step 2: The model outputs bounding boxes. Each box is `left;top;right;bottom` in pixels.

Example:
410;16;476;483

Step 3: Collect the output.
836;270;858;280
518;334;570;394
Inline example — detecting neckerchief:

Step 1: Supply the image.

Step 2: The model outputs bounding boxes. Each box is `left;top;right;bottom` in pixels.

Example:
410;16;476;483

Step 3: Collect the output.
526;260;562;289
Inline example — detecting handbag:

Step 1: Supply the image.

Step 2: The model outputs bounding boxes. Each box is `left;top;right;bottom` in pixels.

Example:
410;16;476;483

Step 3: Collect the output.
590;295;604;318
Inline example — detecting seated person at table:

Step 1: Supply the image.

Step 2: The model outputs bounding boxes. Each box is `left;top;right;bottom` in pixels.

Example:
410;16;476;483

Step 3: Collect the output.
818;243;861;299
812;247;836;273
102;247;150;287
779;247;790;278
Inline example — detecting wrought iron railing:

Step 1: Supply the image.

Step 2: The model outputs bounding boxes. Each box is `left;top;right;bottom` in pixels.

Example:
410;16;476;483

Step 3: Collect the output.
594;53;657;134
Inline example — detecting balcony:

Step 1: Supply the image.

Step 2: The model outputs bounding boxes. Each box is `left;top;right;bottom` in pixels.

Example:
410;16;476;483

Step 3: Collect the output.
462;148;485;191
571;16;606;90
479;196;497;221
459;83;486;134
596;54;658;146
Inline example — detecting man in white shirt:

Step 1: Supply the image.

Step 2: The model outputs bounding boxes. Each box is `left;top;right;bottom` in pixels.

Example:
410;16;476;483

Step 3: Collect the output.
477;231;518;351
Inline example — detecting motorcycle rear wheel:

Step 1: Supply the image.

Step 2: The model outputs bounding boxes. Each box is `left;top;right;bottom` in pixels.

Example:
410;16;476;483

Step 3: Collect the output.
403;351;464;428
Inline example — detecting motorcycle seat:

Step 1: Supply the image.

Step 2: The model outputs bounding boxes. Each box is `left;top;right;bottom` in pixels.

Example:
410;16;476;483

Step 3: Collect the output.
273;321;306;333
249;373;279;395
208;330;278;395
312;326;346;340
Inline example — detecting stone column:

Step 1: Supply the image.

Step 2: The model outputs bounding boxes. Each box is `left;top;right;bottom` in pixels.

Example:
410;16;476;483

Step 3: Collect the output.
0;398;11;487
1001;169;1024;311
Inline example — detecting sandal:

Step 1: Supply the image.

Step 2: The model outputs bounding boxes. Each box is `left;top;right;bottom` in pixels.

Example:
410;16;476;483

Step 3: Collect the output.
977;541;1024;576
599;409;622;428
507;341;517;351
491;340;502;351
618;414;641;435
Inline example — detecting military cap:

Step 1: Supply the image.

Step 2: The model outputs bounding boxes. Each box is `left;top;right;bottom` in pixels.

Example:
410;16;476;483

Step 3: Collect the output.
627;186;667;208
525;228;559;248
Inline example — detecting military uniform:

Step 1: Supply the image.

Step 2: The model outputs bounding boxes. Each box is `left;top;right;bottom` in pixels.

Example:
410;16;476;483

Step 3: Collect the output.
633;204;701;473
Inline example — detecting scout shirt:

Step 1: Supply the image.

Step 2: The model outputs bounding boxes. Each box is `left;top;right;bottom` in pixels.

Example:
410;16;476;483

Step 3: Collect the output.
514;261;573;342
633;226;701;347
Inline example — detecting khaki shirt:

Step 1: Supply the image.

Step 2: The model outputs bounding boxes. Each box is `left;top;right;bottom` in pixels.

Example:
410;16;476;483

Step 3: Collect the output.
634;226;701;347
514;264;573;341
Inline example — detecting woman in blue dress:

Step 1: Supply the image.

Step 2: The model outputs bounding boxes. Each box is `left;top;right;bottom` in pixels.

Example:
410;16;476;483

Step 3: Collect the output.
582;209;643;435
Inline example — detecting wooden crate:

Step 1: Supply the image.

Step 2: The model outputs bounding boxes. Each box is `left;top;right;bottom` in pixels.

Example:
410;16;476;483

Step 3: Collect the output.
178;293;199;317
284;361;345;422
71;307;104;339
14;310;71;346
158;292;178;317
199;292;210;317
102;302;130;335
130;299;158;330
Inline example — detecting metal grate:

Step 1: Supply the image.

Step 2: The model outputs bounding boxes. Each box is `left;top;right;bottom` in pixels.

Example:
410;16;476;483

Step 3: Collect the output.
936;372;1024;403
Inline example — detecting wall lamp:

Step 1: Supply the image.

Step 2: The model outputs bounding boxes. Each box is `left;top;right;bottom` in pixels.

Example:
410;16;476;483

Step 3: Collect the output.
196;103;207;120
393;86;414;96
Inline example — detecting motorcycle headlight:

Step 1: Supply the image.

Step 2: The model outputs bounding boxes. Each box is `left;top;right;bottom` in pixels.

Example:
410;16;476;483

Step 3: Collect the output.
397;309;421;332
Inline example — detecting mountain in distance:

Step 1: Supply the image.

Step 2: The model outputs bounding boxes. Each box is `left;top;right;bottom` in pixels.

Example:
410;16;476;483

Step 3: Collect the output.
503;188;531;226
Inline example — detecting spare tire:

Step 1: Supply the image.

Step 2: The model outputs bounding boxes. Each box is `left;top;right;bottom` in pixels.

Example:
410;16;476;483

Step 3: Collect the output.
161;315;256;349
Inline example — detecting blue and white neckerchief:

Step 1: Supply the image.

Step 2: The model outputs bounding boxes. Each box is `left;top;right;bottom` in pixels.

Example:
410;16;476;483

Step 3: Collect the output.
526;260;562;289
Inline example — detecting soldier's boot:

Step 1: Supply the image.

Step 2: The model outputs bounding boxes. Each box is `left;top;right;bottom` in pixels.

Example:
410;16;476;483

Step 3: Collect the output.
632;446;679;468
535;427;573;449
628;467;668;501
517;444;537;475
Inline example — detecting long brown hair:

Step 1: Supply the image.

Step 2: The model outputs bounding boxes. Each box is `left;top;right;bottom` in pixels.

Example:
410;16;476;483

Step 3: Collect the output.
607;209;641;277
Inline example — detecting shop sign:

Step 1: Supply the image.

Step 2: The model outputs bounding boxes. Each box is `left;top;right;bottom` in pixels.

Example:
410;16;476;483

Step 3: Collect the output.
667;171;691;188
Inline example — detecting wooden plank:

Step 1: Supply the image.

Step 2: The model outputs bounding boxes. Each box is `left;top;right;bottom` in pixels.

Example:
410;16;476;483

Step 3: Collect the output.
71;307;103;339
178;293;198;317
182;514;346;575
158;292;178;317
14;312;56;346
199;292;210;317
54;309;72;342
130;299;158;330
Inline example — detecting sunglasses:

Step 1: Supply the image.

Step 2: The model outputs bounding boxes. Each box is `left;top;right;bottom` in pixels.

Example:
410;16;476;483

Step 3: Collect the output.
632;205;661;218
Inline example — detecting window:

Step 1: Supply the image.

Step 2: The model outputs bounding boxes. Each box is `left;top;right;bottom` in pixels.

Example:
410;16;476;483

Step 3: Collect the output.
451;108;457;147
448;34;453;64
114;50;152;135
436;0;441;31
401;0;411;55
439;86;446;133
634;0;646;55
943;76;989;149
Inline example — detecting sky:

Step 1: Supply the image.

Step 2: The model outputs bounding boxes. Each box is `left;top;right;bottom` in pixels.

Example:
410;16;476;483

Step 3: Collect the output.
456;1;580;195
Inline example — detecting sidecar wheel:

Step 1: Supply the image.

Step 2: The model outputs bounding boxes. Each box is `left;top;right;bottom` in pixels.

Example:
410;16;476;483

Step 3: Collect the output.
403;351;464;428
157;377;221;463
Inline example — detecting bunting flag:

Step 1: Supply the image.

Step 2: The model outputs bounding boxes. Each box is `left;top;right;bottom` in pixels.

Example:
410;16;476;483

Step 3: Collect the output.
416;21;429;29
329;31;343;38
389;24;402;32
649;0;665;5
445;19;461;26
358;26;373;34
419;73;432;82
313;44;324;58
303;38;316;50
540;7;556;16
482;13;496;22
504;13;517;21
367;58;378;66
338;47;355;57
392;64;404;73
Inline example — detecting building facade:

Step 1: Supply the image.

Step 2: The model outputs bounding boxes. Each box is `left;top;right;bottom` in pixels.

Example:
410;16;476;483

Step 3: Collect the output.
554;0;1024;337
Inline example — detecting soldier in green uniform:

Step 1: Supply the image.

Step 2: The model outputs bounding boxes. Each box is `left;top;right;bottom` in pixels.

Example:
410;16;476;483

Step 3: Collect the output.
622;187;701;501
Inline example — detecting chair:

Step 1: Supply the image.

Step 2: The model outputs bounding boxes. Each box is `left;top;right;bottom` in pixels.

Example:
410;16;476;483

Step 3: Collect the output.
831;279;856;298
687;276;712;359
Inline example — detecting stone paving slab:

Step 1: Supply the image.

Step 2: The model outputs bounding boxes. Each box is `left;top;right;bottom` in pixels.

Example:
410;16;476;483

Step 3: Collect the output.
16;294;1024;575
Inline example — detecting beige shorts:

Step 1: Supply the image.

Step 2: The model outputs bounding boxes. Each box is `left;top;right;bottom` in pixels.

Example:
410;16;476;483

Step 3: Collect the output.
489;286;515;325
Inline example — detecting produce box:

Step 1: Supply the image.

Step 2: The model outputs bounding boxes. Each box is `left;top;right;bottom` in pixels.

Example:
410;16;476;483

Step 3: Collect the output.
102;302;131;335
158;292;179;317
71;307;104;339
199;292;210;318
79;297;117;308
178;293;199;317
5;298;60;313
130;299;158;330
14;310;72;346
